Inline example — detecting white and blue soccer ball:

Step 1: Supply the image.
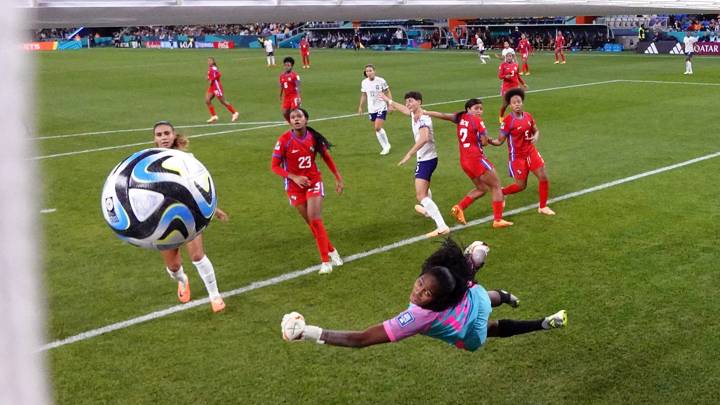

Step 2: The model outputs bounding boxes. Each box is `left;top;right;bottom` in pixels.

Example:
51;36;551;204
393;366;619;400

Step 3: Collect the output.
101;148;217;250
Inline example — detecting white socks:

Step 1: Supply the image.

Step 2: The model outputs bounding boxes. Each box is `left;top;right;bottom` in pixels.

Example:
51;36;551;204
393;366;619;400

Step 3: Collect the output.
685;61;692;73
421;197;448;230
192;255;220;299
375;129;390;149
167;266;188;286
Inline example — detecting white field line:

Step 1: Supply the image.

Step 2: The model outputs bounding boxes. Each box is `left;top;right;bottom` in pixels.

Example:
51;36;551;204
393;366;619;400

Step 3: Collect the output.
620;79;720;86
36;121;287;140
40;208;56;214
40;150;720;352
33;79;622;161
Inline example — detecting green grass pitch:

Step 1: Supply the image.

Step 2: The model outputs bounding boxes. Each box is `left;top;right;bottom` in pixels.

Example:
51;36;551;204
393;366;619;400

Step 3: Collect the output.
36;48;720;404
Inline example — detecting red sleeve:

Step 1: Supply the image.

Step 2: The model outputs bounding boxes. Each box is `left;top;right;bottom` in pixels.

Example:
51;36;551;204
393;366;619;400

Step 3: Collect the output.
500;115;512;136
497;64;505;79
320;148;340;179
271;137;289;178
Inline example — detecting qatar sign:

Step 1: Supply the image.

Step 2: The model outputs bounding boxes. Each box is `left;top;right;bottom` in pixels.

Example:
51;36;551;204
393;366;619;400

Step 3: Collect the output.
694;42;720;55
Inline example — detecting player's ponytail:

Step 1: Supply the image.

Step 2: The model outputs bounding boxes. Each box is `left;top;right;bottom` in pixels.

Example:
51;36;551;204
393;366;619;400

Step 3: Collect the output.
173;134;189;150
419;238;474;312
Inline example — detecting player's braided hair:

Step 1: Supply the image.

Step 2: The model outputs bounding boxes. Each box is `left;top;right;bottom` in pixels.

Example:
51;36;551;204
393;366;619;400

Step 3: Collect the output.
291;108;333;154
419;238;474;312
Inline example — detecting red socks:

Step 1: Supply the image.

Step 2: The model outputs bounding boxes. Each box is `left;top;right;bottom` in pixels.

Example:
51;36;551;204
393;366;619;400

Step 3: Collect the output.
226;104;237;114
502;183;522;195
458;196;474;210
539;181;549;208
208;105;216;116
310;219;331;262
492;201;504;221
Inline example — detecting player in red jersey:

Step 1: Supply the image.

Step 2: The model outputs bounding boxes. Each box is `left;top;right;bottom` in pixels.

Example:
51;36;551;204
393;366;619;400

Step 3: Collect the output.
517;33;533;75
488;88;555;216
554;31;566;64
422;99;513;229
271;108;345;274
205;57;239;124
299;37;311;69
498;52;527;123
279;57;302;122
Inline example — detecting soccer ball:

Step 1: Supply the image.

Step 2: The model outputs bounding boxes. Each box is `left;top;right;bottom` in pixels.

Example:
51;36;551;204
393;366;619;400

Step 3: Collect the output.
465;241;490;271
101;148;217;250
281;312;306;341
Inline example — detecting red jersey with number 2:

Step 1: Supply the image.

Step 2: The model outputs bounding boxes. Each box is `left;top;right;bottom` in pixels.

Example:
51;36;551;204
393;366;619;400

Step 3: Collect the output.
500;112;537;160
455;112;489;162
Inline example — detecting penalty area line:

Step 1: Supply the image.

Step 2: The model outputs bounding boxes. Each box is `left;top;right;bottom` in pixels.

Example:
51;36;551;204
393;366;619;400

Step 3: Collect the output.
39;150;720;352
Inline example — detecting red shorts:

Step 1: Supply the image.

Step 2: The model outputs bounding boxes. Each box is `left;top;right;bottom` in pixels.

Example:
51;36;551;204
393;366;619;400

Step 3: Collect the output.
286;180;324;206
521;52;529;60
508;149;545;180
282;96;301;110
461;157;494;179
207;86;223;98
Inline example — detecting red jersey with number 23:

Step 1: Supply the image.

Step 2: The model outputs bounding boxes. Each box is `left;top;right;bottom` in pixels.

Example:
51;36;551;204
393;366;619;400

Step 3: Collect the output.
500;112;537;160
272;129;322;191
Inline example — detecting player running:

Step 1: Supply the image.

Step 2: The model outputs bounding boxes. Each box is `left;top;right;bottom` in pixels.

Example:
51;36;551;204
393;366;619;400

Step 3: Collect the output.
358;64;392;155
498;51;527;123
517;33;533;75
475;33;490;64
299;37;311;69
279;57;302;122
282;238;567;350
554;31;566;64
271;108;344;274
488;88;555;216
205;57;239;124
152;121;228;312
380;91;450;238
422;99;513;229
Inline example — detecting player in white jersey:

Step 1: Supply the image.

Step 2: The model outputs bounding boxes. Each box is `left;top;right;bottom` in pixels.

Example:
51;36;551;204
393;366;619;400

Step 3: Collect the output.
358;64;392;155
683;31;699;75
476;34;490;64
380;91;449;238
496;41;515;60
263;37;276;67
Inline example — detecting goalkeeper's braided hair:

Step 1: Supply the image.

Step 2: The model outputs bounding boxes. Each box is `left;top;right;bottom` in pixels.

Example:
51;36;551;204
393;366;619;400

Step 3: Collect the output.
419;238;473;312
